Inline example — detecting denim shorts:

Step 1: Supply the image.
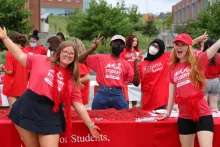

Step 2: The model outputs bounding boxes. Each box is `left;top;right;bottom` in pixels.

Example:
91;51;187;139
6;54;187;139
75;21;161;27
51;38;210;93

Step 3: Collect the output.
92;85;128;110
204;78;220;96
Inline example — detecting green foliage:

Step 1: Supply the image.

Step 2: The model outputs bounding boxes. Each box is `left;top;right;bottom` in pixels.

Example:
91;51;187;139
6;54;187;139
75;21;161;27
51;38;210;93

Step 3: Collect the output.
0;0;33;50
66;0;138;42
186;1;220;39
142;19;159;37
174;24;188;34
165;13;172;29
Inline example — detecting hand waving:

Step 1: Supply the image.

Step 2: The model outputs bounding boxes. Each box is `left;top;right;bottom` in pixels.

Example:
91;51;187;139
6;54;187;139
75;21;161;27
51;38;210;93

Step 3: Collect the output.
198;31;208;42
91;34;103;51
89;125;101;139
0;27;7;39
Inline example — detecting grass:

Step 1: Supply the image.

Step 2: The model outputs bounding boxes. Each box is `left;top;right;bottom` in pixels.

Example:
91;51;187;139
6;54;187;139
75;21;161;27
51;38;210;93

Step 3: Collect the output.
48;16;68;34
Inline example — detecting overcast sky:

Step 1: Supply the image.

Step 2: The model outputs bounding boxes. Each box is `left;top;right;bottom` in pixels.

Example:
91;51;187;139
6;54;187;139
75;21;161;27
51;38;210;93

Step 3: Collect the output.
105;0;180;14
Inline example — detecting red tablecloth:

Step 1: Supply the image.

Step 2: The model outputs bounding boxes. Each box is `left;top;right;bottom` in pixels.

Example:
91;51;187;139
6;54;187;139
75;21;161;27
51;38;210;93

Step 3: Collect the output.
1;118;220;147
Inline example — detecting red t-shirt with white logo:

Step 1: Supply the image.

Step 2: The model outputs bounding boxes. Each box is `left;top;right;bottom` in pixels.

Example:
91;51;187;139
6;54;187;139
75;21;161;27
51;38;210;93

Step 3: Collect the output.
79;63;90;105
204;54;220;79
139;52;170;111
169;52;211;119
3;48;29;97
25;45;47;55
26;55;82;103
86;54;134;87
120;48;143;69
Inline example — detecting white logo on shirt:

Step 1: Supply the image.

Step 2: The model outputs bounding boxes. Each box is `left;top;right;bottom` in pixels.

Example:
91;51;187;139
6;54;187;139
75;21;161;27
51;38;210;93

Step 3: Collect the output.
44;69;64;91
105;63;122;80
143;62;163;74
125;53;137;61
173;68;190;88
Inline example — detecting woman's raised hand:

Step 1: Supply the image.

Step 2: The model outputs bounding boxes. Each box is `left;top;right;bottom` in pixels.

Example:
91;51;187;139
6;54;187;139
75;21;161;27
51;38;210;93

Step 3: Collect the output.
0;27;7;40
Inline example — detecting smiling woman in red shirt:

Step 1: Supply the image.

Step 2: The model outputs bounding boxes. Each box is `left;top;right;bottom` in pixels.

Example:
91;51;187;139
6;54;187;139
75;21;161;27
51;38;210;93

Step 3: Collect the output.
158;33;220;147
0;27;100;147
1;32;28;108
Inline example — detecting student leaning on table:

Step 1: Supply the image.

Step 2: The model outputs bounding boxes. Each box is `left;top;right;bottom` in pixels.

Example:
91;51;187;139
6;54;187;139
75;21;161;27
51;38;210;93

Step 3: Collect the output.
0;27;100;147
157;33;220;147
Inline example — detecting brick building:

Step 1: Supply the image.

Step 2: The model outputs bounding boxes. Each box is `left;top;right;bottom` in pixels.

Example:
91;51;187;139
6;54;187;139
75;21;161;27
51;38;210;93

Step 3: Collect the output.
172;0;209;25
26;0;88;32
26;0;41;31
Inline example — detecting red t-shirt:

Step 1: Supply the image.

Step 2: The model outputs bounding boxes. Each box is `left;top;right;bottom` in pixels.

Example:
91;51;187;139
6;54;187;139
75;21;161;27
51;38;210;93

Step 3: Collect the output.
120;48;143;69
3;48;29;97
25;45;47;55
139;52;170;111
86;54;134;87
204;54;220;79
169;52;211;119
26;55;82;103
79;63;90;105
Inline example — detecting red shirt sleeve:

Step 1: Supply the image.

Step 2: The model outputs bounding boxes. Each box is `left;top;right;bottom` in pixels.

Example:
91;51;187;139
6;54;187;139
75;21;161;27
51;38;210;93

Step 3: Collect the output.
79;63;90;76
86;54;102;72
137;49;143;60
198;52;209;70
4;51;14;71
71;83;82;103
40;46;47;55
169;68;175;84
124;61;134;84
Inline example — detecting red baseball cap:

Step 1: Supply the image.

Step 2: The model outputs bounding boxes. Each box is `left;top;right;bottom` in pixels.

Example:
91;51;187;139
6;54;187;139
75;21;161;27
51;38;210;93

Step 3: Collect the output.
173;33;192;46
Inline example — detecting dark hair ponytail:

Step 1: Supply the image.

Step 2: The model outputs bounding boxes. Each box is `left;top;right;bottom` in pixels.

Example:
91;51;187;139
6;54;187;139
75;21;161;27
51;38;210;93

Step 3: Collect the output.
30;30;39;40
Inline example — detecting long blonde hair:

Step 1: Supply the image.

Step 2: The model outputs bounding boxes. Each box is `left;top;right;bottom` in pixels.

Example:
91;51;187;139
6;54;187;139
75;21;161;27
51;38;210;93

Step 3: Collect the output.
170;45;206;89
72;38;86;55
51;41;80;85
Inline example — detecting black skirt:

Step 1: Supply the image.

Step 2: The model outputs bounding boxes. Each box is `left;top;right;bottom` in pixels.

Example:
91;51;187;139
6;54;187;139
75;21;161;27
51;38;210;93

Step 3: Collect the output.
9;89;66;135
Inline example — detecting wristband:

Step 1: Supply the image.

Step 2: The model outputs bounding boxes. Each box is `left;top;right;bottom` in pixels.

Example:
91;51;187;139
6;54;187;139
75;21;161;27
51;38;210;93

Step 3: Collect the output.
88;122;94;129
1;36;8;40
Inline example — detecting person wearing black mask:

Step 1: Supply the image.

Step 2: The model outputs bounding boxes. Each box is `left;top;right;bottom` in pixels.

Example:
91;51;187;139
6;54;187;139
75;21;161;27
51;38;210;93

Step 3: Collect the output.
137;39;170;111
79;34;140;110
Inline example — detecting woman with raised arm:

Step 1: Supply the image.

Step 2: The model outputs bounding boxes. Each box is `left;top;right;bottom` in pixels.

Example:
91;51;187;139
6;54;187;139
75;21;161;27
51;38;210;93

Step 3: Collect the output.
0;27;100;147
79;34;140;110
157;33;220;147
203;39;220;111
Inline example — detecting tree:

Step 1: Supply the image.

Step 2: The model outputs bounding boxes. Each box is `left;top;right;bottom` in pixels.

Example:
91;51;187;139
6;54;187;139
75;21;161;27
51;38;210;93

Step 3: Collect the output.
66;0;137;44
0;0;33;50
187;1;220;39
165;13;172;29
142;19;159;37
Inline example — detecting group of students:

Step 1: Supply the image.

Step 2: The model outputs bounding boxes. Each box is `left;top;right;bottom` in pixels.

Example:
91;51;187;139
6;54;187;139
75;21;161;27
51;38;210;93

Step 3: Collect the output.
0;25;220;147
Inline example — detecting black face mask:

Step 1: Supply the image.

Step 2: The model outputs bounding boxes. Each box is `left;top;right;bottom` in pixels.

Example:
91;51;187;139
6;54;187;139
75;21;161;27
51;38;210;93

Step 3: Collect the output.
111;45;123;56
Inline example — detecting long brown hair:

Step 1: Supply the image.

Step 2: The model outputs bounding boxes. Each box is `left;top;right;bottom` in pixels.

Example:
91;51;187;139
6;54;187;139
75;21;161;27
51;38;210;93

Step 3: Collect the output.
51;41;80;85
125;34;139;50
170;45;206;89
